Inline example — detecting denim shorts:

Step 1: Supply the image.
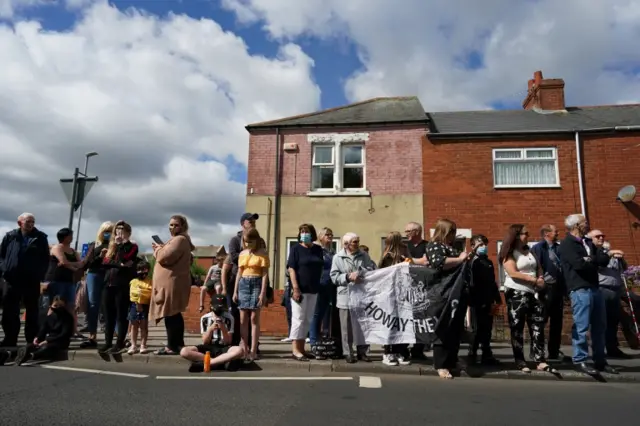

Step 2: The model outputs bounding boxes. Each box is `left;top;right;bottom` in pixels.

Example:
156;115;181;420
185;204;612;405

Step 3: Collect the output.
48;282;76;308
238;276;262;310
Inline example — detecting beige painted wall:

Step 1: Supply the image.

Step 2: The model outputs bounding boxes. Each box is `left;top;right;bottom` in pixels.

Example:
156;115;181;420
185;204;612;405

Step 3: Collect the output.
245;194;423;289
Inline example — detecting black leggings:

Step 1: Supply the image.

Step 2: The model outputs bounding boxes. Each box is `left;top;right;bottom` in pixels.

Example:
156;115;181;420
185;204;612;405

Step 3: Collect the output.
6;343;65;361
164;313;185;351
103;285;130;347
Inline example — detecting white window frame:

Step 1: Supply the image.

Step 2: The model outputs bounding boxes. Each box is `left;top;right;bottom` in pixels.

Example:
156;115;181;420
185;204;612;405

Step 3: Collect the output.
285;237;338;262
492;147;560;189
496;240;540;286
308;133;369;196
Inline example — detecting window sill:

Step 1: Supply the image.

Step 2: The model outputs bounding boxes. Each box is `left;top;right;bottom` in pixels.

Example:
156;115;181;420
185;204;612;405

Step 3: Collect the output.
306;190;371;197
494;184;561;189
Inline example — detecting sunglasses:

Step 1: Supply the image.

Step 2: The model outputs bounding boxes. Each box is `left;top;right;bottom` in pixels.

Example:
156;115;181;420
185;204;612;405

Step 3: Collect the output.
593;234;605;239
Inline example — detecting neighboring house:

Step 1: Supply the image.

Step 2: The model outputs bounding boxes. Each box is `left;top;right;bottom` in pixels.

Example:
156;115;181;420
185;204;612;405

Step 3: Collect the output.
245;97;429;288
424;70;640;284
192;245;227;270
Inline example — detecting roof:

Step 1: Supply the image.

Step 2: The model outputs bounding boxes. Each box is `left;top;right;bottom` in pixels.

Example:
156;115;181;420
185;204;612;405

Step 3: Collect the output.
428;104;640;138
246;97;428;130
192;245;227;258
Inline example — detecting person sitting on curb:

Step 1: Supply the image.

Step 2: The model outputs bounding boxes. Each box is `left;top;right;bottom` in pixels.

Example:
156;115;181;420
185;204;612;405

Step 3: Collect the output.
0;296;74;366
179;294;245;372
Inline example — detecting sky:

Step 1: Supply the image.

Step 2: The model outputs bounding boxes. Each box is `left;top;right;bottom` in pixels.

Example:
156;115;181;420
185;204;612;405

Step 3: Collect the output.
0;0;639;251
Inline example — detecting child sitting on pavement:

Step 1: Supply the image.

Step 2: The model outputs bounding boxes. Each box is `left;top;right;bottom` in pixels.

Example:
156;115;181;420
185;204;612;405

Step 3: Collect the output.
0;296;74;366
128;259;153;354
180;294;245;372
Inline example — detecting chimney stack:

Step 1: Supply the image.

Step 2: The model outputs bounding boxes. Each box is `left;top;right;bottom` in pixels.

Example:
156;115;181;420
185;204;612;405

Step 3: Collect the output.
522;70;566;111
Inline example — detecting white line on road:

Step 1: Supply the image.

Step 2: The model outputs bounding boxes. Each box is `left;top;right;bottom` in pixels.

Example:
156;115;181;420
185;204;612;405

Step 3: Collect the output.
359;376;382;388
39;365;148;378
155;376;354;381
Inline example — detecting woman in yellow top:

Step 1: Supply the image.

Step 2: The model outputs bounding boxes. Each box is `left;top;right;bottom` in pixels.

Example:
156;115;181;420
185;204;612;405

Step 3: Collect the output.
233;228;269;361
128;260;153;354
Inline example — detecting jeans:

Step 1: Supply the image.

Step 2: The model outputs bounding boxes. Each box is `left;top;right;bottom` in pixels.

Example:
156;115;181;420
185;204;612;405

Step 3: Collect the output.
570;287;606;365
309;285;332;346
85;272;105;335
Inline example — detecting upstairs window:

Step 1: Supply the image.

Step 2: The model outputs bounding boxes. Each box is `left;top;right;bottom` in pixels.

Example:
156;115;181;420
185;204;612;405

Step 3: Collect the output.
493;148;559;188
312;143;365;192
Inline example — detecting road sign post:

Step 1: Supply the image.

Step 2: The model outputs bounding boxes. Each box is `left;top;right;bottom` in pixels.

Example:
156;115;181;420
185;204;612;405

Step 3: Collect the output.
60;171;99;234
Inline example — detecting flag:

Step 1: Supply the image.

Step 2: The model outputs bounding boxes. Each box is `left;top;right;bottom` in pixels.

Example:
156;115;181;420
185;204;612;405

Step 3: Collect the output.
348;262;468;345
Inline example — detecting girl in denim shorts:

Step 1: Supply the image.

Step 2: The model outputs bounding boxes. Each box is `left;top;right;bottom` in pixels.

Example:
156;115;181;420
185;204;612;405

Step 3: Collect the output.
232;229;269;362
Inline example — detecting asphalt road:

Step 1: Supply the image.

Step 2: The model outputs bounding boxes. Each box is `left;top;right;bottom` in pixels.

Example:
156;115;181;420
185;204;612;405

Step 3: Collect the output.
1;360;638;426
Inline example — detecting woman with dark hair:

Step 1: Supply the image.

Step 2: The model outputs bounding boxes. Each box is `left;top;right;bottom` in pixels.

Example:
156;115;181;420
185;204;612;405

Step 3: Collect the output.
99;221;138;354
425;219;469;379
379;231;412;366
287;223;324;361
150;215;195;355
499;224;557;374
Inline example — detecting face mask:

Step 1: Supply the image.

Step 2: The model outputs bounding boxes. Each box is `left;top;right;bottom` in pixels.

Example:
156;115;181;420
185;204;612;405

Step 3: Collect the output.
103;232;111;240
300;233;312;244
137;271;149;280
476;246;488;256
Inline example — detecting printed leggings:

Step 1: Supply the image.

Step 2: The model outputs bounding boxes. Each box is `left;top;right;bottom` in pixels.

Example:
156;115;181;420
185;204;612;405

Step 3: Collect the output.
505;289;546;364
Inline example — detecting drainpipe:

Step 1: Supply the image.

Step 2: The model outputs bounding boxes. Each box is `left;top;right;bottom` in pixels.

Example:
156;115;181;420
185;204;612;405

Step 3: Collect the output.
271;128;282;290
575;131;587;219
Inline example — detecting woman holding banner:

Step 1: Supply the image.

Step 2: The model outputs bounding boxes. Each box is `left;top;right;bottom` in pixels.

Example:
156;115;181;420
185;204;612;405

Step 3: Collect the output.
330;232;377;364
425;219;469;379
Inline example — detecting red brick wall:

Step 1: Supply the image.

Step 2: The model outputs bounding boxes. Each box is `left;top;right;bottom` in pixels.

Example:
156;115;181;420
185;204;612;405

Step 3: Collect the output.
247;125;427;196
422;133;640;263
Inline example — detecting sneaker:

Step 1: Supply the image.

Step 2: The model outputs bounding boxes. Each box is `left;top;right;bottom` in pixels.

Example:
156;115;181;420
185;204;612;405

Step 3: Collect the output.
0;350;10;366
305;337;310;343
127;346;138;355
98;344;112;354
13;347;32;366
396;355;411;366
383;354;399;366
139;346;150;354
280;337;292;343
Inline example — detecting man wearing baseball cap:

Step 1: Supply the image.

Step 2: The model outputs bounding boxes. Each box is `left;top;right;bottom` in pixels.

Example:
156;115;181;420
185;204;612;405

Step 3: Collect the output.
225;213;266;345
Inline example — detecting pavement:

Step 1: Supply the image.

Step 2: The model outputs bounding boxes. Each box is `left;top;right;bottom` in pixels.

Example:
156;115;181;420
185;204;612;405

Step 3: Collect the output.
3;315;640;383
1;359;639;425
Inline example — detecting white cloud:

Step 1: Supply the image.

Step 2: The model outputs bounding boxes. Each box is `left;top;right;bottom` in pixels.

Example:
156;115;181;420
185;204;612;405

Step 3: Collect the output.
222;0;640;111
0;1;320;250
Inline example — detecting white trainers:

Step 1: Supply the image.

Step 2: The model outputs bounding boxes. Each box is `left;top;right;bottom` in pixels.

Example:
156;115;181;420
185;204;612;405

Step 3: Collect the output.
280;337;292;343
127;346;137;355
383;354;399;366
396;355;411;366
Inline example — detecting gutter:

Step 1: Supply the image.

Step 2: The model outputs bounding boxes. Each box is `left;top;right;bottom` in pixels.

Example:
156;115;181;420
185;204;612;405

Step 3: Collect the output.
245;119;429;133
428;125;640;140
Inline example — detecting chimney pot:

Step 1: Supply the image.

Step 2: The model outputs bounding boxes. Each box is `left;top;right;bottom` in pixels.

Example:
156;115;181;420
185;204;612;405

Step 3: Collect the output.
534;70;543;84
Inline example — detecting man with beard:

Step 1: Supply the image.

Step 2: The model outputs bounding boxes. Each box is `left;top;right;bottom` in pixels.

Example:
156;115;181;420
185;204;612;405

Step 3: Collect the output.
0;213;50;347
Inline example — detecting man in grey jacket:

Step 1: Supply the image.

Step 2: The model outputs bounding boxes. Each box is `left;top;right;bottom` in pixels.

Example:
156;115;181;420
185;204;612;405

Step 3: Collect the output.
588;230;630;359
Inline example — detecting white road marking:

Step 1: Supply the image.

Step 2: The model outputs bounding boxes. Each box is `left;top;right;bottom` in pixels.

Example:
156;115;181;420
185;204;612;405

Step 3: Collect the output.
359;376;382;388
39;365;148;378
155;376;354;381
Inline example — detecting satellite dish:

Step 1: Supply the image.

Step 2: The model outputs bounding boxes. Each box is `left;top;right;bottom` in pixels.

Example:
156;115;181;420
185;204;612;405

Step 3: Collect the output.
617;185;637;203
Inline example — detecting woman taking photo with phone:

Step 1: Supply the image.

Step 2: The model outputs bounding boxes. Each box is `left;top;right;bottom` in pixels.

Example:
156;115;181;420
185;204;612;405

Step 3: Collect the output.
150;215;195;355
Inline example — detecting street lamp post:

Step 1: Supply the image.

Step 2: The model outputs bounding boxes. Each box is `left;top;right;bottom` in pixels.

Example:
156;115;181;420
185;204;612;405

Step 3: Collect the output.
75;152;99;250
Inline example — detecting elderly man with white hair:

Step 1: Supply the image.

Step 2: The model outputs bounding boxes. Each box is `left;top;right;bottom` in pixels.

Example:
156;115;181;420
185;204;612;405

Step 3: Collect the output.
558;214;617;375
330;232;376;363
0;213;50;347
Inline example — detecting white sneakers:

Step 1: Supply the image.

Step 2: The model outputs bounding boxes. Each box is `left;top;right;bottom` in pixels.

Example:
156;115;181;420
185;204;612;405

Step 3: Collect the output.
383;354;411;366
281;337;292;343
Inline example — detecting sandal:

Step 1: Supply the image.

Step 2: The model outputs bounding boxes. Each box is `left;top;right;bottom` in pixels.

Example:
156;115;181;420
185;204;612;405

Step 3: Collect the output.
291;353;309;362
517;362;531;373
127;346;137;355
139;346;150;354
537;363;559;374
437;369;453;379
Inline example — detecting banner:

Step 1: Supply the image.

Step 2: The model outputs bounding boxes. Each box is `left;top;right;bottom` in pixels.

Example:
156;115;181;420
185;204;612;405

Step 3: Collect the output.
348;262;468;345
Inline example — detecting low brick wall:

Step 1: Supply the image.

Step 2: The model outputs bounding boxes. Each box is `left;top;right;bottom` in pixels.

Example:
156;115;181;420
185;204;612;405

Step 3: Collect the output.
184;287;639;348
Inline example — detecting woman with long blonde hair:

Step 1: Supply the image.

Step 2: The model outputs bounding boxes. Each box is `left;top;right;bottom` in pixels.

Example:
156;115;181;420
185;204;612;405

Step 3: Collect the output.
79;221;114;349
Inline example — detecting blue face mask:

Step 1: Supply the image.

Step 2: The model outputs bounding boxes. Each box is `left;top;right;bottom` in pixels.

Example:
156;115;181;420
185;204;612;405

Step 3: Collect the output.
103;232;111;240
300;233;312;244
476;246;488;256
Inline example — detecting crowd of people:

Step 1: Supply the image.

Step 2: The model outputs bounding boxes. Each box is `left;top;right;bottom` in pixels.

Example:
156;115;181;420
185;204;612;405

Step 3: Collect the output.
0;211;637;380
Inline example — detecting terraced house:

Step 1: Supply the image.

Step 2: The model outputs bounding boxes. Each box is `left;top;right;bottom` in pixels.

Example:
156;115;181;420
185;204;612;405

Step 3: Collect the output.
244;70;640;292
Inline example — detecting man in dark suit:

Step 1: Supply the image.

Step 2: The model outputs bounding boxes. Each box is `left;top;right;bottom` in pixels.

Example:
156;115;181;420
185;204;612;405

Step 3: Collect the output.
531;224;567;362
558;214;617;375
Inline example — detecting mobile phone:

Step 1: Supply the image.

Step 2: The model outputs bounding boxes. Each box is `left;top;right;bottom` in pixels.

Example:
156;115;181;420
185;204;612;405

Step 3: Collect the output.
152;235;164;245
